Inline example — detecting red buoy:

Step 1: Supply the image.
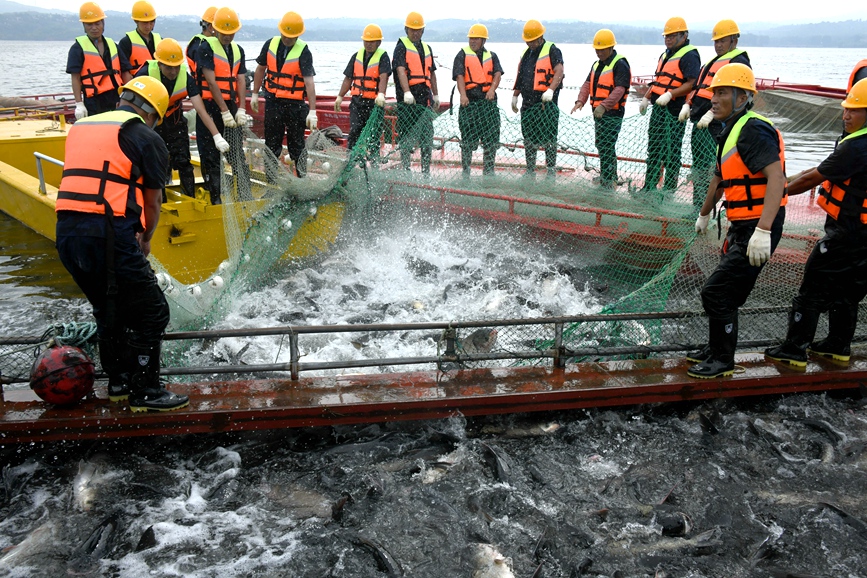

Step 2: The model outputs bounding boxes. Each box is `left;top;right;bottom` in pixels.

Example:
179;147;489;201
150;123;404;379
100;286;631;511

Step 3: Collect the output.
29;345;95;405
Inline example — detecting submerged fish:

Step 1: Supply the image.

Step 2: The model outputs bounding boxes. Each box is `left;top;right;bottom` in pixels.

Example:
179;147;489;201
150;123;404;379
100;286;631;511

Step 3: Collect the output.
66;511;120;576
0;522;55;568
73;458;108;513
471;543;515;578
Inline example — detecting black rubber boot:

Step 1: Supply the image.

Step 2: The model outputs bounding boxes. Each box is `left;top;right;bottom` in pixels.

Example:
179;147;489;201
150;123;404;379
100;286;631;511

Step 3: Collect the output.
99;337;130;402
685;343;711;363
810;305;857;363
126;342;189;413
179;165;196;198
808;337;851;363
765;309;817;368
461;147;473;177
688;317;736;379
482;147;496;176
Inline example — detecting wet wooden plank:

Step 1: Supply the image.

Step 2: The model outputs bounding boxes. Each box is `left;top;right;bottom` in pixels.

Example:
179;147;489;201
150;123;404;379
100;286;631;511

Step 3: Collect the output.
1;353;864;444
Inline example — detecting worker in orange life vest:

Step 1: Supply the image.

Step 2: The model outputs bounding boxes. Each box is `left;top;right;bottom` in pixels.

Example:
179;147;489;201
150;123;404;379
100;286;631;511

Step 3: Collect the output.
393;11;439;174
118;0;160;73
195;7;250;204
67;2;134;119
638;17;700;194
765;79;867;368
512;19;565;179
335;24;392;166
689;64;787;379
453;23;503;177
251;11;318;179
571;29;630;188
679;19;750;209
186;6;217;83
135;38;229;198
55;77;189;412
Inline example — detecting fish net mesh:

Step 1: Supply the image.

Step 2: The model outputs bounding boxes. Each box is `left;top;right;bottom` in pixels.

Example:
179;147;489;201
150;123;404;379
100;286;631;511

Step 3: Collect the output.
0;93;859;383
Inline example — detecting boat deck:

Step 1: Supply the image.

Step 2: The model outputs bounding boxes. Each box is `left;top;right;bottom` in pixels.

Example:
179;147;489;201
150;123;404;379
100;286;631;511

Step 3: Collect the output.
1;352;864;444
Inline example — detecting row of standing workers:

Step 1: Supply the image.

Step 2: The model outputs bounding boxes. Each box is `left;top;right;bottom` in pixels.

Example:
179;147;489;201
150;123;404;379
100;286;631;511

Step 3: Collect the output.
56;1;867;412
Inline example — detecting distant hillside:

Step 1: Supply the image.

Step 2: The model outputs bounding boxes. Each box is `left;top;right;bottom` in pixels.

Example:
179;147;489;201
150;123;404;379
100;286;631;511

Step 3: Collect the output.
0;0;65;13
0;11;864;47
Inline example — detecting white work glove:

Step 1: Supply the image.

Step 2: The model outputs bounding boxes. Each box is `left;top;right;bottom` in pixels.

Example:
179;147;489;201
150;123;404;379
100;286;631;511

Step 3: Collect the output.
306;111;317;130
511;95;519;114
403;92;415;106
333;96;343;113
234;108;248;126
678;103;691;122
695;212;710;234
250;93;259;113
655;91;672;107
213;133;230;154
639;97;650;115
75;102;88;120
432;94;440;109
747;227;772;267
696;109;714;129
221;109;237;128
593;105;606;119
541;88;554;103
375;92;386;107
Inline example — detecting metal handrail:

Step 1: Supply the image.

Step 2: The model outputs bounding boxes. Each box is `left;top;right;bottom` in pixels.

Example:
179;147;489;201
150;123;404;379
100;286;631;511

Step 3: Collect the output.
34;152;64;195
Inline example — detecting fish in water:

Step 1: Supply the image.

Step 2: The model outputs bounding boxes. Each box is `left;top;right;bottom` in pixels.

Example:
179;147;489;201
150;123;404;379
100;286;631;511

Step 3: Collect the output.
350;534;403;577
459;328;498;355
471;543;515;578
0;521;55;568
66;511;121;576
73;457;109;513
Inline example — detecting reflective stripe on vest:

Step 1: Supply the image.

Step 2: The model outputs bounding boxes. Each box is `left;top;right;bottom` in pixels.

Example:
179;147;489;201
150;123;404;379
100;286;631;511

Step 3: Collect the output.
817;127;867;223
848;59;867;92
689;49;746;102
125;30;161;72
462;46;493;92
147;60;188;117
75;35;123;98
56;110;145;227
351;48;384;99
716;111;788;221
650;44;698;96
518;41;554;92
186;34;205;76
199;36;240;103
400;37;432;88
589;53;627;110
265;37;307;100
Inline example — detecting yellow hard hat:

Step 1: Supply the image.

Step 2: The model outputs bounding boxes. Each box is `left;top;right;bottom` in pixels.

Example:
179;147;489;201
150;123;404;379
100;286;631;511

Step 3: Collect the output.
213;7;241;35
155;38;183;66
361;24;383;41
593;29;616;49
119;76;169;121
131;0;156;22
523;19;545;42
405;11;424;30
278;11;304;38
710;62;756;94
843;78;867;109
79;1;105;23
201;6;218;24
467;23;488;39
663;16;688;36
712;19;739;41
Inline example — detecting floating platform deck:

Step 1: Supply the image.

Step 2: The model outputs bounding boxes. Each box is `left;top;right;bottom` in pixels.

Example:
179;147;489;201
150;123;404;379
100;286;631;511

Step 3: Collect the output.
1;352;864;444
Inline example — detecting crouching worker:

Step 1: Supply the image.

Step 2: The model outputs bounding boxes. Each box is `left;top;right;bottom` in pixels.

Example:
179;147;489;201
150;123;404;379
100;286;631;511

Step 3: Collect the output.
688;63;787;379
765;79;867;367
55;77;190;412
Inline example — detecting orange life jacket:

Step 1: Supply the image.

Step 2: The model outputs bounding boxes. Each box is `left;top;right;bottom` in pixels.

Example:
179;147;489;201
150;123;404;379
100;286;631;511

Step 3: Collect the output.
146;60;188;118
125;30;161;72
462;46;493;93
589;53;628;111
717;111;787;221
265;37;308;100
351;48;385;99
518;41;555;92
75;35;123;98
400;36;432;88
56;110;146;228
649;43;698;96
817;127;867;223
198;36;240;104
848;59;867;92
689;48;747;103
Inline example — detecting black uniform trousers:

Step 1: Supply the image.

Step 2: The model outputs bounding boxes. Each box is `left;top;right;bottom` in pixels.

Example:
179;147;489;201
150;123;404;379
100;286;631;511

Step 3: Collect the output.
156;111;195;197
264;97;309;178
196;98;250;204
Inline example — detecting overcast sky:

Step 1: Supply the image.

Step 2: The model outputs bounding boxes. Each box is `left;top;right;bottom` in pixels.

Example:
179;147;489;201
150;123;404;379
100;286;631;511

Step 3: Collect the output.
27;0;867;25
